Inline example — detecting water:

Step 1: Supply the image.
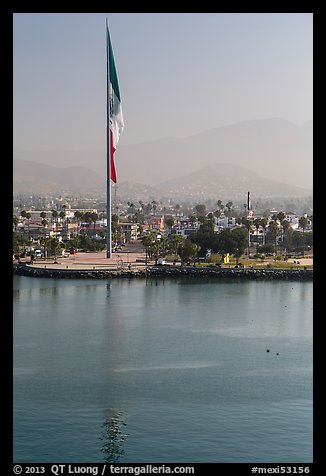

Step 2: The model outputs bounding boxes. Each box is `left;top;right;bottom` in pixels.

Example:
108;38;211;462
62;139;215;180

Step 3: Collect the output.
13;276;313;463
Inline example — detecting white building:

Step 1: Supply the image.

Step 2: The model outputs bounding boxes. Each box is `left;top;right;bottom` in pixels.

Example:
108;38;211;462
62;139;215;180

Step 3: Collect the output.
285;211;299;229
216;217;237;228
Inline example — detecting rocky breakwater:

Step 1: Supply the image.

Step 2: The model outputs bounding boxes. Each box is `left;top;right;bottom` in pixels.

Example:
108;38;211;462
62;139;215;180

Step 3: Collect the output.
13;263;313;280
13;263;147;279
147;265;313;280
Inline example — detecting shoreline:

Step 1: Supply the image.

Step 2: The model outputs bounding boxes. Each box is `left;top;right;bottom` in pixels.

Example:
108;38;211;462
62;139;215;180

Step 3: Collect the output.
13;263;313;280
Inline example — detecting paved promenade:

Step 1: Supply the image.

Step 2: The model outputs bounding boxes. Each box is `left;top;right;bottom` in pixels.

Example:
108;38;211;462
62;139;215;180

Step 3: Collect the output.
22;243;147;271
15;240;313;273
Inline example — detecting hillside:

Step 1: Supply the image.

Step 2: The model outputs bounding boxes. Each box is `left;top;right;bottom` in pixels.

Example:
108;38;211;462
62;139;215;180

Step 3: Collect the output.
13;158;311;202
117;118;313;189
13;159;105;195
156;163;311;201
13;118;313;191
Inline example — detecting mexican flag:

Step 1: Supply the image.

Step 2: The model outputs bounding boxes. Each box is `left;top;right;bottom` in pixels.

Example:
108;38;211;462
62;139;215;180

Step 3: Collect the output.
107;26;124;183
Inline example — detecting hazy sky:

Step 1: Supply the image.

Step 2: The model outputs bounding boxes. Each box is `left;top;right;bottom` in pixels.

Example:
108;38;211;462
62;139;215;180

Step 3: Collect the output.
13;12;313;152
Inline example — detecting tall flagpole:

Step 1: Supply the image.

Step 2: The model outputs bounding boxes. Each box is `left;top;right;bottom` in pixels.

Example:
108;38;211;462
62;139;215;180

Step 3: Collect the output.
106;18;112;258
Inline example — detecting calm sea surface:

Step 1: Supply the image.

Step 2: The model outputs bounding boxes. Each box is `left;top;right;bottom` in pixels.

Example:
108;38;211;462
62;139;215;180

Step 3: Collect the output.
13;276;313;463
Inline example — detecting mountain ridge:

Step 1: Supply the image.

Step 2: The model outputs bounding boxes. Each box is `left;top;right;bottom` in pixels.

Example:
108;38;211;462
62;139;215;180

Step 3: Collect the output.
13;118;313;190
13;159;311;201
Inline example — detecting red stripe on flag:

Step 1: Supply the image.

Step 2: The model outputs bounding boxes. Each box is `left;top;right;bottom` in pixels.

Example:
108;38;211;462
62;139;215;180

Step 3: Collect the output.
110;129;117;183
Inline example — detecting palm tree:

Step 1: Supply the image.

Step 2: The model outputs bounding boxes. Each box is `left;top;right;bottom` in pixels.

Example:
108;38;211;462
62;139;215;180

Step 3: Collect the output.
13;215;19;231
151;201;158;217
260;218;268;245
25;212;31;239
39;236;50;258
174;204;181;215
41;219;48;236
74;211;83;235
253;218;261;248
299;216;308;233
91;212;99;232
127;202;135;213
189;215;197;226
59;210;66;223
168;234;184;261
225;201;233;217
141;233;153;265
281;219;291;250
51;210;59;233
83;212;94;233
277;211;285;223
267;220;280;248
194;204;206;217
164;216;175;234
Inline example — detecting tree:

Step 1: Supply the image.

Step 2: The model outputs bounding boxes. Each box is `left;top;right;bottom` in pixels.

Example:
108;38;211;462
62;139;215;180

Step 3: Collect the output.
231;227;248;263
144;203;153;215
189;214;197;226
59;210;66;223
83;212;93;228
267;220;280;246
277;211;285;223
111;214;122;244
141;233;154;265
164;216;175;232
177;238;200;266
151;201;158;217
225;201;233;217
253;218;261;234
213;227;248;263
25;212;31;239
111;214;120;232
199;216;215;234
283;226;294;252
90;212;99;231
194;204;206;217
13;215;19;231
41;237;61;259
74;211;82;231
174;204;181;213
190;230;217;257
216;200;223;213
299;216;308;232
281;219;291;245
51;210;59;235
40;236;50;258
260;218;268;245
168;234;184;260
41;219;48;235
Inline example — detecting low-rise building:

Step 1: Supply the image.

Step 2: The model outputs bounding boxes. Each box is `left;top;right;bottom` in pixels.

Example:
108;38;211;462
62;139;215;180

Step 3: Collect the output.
119;222;139;241
216;217;237;229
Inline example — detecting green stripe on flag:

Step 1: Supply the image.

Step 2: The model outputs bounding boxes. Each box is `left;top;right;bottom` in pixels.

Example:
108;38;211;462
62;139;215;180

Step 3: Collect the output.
108;29;121;102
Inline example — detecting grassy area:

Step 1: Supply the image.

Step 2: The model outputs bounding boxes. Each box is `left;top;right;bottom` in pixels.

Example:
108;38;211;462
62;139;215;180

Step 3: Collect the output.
159;253;312;270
